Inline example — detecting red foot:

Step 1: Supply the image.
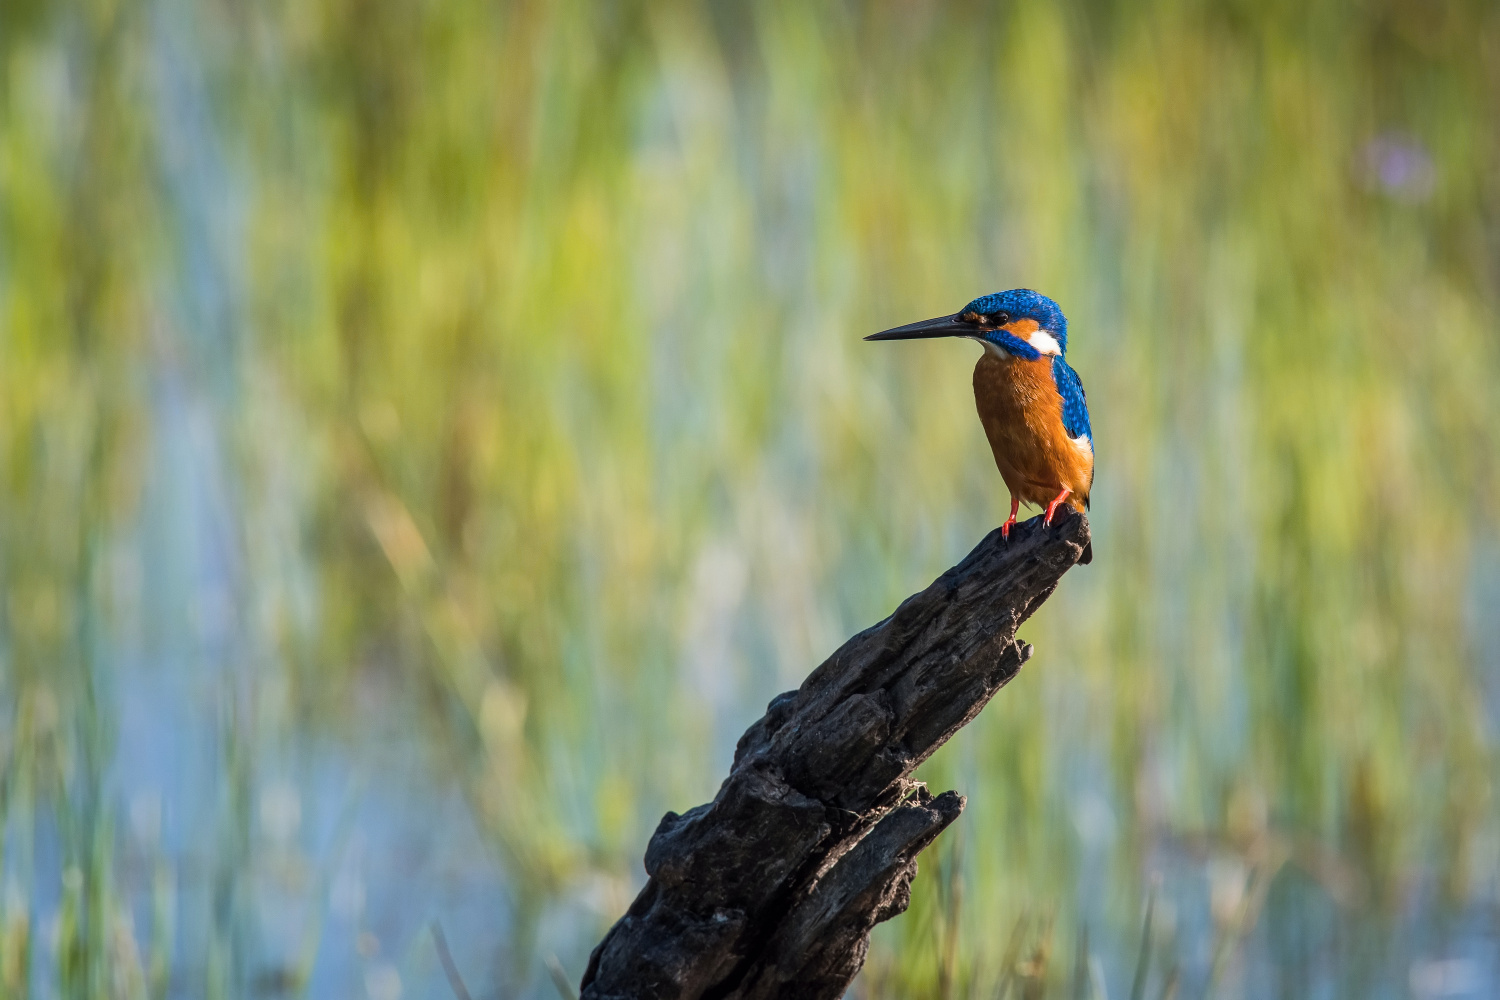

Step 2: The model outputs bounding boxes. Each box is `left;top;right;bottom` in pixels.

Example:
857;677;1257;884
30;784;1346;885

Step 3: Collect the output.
1043;489;1072;527
1001;496;1020;540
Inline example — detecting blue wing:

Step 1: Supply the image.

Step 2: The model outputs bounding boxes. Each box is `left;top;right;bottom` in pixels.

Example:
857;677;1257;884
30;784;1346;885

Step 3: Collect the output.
1051;356;1092;443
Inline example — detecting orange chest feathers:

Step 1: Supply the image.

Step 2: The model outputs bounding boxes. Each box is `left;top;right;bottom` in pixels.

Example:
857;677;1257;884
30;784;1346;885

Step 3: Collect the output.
972;350;1093;506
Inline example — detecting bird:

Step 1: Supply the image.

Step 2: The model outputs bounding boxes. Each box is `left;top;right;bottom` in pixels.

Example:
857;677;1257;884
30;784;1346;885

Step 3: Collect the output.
867;288;1092;541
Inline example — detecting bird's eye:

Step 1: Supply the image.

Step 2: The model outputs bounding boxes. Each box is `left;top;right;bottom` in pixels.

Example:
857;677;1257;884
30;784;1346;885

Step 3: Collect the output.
992;311;1011;325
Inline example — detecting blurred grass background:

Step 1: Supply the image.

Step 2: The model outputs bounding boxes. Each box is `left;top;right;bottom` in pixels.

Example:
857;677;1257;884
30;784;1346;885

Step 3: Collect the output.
3;0;1500;996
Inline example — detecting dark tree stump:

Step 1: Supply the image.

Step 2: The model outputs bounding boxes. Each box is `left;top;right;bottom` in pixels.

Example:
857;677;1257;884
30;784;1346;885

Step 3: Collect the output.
581;509;1091;1000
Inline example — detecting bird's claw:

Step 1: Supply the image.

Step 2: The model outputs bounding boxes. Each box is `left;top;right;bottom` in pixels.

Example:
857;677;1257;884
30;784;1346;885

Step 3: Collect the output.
1001;496;1020;542
1043;489;1072;527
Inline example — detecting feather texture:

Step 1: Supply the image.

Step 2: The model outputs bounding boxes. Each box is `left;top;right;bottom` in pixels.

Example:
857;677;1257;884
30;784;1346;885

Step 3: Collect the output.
973;352;1093;512
1051;356;1091;443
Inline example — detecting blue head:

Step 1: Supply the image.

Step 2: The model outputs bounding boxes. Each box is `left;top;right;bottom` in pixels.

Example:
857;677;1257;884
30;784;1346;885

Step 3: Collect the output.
958;289;1068;354
865;288;1070;359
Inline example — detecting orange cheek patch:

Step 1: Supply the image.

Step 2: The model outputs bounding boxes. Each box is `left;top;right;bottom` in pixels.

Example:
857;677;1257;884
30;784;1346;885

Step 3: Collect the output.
1000;318;1040;336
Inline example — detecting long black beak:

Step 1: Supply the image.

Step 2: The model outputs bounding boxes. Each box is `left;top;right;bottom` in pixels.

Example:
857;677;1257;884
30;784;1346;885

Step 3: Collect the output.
864;314;973;341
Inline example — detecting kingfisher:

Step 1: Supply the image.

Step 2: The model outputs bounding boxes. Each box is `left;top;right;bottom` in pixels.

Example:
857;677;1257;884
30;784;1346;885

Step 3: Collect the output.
867;289;1092;541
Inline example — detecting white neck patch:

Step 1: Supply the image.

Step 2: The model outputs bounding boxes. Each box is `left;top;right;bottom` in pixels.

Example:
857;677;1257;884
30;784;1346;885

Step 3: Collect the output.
1027;330;1063;356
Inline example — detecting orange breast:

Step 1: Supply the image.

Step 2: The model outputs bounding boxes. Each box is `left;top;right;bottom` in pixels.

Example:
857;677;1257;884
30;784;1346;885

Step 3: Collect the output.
972;350;1093;510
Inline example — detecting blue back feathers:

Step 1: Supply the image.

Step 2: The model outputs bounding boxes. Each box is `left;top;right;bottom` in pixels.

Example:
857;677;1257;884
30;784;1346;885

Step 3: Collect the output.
1052;356;1091;442
963;289;1069;354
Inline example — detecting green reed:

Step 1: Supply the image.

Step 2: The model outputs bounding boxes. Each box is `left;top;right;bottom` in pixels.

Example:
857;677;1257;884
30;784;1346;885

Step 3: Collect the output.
3;0;1498;996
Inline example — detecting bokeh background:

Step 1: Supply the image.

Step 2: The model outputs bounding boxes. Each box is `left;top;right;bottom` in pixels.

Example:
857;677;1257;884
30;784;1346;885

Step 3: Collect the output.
4;0;1500;997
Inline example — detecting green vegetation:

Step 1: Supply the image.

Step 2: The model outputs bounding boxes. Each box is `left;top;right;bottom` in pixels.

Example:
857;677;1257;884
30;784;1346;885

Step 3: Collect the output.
2;0;1498;996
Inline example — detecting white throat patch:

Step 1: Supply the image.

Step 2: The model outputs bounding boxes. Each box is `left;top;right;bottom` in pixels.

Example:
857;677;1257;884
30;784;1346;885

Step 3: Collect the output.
972;336;1010;359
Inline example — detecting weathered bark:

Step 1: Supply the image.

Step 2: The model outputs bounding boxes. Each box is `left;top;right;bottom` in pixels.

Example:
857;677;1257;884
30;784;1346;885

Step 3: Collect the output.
581;509;1091;1000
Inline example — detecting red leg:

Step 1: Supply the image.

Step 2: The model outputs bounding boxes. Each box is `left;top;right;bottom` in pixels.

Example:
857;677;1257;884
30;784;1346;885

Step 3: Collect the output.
1044;488;1072;527
1001;495;1020;540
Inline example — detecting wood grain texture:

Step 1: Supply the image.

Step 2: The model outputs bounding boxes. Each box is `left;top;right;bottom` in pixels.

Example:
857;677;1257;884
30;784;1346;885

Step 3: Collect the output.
580;509;1092;1000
